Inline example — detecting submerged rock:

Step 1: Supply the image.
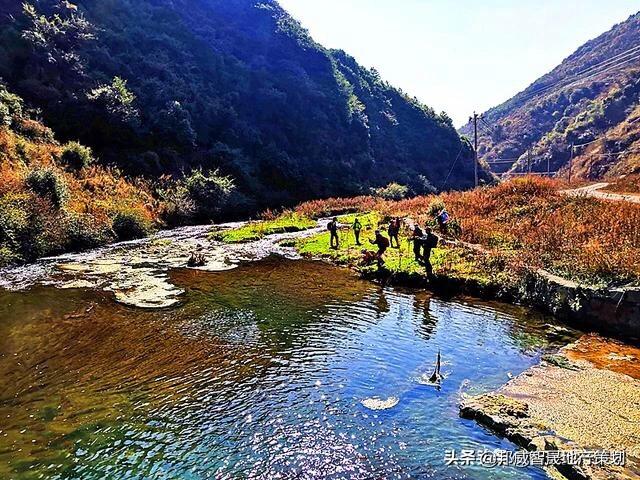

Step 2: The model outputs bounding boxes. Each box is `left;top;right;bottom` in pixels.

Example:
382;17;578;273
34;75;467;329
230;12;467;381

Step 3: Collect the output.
460;336;640;480
0;222;327;309
361;396;400;410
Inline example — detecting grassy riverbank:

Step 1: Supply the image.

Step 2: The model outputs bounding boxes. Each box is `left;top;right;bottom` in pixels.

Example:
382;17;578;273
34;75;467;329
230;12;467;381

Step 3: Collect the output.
209;177;640;290
292;177;640;288
210;212;316;243
295;212;494;284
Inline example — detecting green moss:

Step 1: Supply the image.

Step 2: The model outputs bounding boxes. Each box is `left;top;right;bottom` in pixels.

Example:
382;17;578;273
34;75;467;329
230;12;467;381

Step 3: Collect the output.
210;213;317;243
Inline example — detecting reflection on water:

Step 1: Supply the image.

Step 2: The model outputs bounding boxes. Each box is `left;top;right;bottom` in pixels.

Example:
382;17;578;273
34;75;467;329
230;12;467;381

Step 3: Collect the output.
0;257;579;479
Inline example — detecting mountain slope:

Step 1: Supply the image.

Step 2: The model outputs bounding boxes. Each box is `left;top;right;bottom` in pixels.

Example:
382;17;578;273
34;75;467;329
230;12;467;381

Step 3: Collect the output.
0;84;158;266
460;12;640;180
0;0;477;216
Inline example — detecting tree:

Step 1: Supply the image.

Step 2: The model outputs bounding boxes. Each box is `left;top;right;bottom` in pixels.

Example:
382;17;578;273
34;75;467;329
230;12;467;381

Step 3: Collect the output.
87;77;139;125
21;2;94;75
182;168;235;220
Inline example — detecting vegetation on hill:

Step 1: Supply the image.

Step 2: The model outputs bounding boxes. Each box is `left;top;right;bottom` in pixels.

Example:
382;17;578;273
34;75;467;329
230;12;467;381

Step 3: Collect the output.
0;0;479;219
460;12;640;181
0;84;158;266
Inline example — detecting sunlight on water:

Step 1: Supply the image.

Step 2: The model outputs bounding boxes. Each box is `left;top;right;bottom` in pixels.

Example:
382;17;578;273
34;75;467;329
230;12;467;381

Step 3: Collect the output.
0;257;580;479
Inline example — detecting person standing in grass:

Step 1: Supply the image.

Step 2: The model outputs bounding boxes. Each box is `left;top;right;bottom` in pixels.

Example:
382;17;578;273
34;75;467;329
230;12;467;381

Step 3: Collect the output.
436;208;450;235
423;227;439;279
328;217;339;249
370;230;390;267
411;224;425;261
388;218;400;248
352;217;362;245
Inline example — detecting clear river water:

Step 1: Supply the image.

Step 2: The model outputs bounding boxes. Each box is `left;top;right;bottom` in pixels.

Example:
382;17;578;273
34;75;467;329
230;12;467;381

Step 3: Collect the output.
0;255;580;479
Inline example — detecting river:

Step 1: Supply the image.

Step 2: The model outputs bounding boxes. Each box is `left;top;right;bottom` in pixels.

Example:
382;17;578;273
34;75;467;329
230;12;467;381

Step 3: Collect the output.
0;227;581;479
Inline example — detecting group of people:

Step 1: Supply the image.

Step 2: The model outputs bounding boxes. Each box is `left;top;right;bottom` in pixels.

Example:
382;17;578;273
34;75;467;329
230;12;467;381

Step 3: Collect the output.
326;212;446;279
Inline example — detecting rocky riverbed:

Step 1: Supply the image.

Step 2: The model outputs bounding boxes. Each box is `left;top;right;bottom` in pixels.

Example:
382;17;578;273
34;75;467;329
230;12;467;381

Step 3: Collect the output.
460;335;640;480
0;221;328;308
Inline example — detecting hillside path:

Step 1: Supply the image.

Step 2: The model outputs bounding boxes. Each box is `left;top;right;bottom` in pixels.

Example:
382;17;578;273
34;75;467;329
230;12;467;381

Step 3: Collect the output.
562;182;640;204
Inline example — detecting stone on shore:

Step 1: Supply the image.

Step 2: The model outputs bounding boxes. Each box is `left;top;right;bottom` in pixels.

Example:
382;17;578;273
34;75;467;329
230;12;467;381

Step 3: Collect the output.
460;335;640;480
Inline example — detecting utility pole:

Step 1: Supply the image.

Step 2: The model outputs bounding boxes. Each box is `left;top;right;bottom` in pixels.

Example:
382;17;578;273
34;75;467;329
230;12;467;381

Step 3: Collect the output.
471;112;479;188
568;143;574;184
547;155;550;177
527;149;531;174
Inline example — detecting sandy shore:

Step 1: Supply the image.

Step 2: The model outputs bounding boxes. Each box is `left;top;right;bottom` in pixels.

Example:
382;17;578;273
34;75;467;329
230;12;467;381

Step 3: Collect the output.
461;334;640;479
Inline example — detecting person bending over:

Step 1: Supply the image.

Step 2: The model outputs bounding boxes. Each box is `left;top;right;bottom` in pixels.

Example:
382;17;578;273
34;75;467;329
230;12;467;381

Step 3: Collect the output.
370;230;390;267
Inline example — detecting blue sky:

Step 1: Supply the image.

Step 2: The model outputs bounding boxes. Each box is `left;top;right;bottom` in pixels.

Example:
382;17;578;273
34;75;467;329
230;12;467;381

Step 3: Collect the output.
277;0;640;126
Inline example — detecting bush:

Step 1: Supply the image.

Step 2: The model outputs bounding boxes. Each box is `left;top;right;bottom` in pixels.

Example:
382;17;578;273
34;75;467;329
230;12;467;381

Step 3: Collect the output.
14;117;55;142
25;168;68;208
64;213;110;251
0;102;10;127
0;245;21;267
427;198;446;217
157;184;197;226
60;141;94;170
183;168;235;220
112;211;150;241
0;84;23;127
374;182;409;201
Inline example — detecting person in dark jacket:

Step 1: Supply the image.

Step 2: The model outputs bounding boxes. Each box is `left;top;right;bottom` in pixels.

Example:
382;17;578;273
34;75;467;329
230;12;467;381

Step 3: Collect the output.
370;230;390;267
328;217;339;249
388;218;400;248
423;227;438;279
411;224;425;261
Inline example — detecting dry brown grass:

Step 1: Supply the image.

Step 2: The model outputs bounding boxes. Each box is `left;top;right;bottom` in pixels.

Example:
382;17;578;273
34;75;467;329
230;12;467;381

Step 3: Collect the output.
605;174;640;194
0;125;160;265
294;177;640;284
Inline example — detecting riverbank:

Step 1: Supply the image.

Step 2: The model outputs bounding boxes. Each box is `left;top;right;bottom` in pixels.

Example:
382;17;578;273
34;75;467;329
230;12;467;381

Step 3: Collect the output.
267;177;640;340
460;334;640;480
242;214;639;341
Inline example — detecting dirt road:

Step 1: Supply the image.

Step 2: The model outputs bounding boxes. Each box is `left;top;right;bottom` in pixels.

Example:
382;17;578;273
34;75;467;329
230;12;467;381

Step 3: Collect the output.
563;182;640;203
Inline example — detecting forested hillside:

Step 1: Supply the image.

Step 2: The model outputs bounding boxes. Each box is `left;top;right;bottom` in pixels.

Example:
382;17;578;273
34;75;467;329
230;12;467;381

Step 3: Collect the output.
0;84;161;266
0;0;477;219
460;12;640;180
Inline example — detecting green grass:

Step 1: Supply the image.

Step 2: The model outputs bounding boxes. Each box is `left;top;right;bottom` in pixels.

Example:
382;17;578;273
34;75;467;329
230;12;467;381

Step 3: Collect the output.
210;213;317;243
336;211;379;227
211;208;496;286
296;211;491;283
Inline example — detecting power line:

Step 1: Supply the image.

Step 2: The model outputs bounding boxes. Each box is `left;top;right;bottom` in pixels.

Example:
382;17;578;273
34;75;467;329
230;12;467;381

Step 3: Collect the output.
441;144;465;188
512;52;640;106
511;44;640;104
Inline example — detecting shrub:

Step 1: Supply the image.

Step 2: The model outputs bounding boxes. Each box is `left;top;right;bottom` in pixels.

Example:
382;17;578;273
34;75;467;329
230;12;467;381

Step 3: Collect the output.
183;168;235;220
427;198;446;217
0;84;23;127
0;245;21;267
64;213;110;251
25;168;68;208
157;184;197;226
112;210;150;241
14;118;55;142
87;77;139;125
0;102;10;127
60;141;94;170
374;182;409;201
0;193;30;250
